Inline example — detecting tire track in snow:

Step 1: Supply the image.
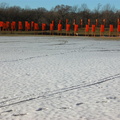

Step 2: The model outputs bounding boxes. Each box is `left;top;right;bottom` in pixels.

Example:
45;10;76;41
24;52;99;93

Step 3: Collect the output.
0;73;120;108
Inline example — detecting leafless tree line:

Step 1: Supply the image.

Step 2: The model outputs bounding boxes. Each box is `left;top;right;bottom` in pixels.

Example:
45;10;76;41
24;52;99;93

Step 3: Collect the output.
0;2;120;28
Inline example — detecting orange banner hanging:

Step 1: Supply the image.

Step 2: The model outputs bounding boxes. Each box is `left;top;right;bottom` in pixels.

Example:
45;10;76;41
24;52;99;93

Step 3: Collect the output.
18;21;23;30
25;21;28;26
85;25;89;32
25;21;30;31
100;25;105;32
50;23;54;31
58;24;62;31
28;23;31;30
66;24;70;31
34;23;39;30
109;24;114;32
74;24;78;32
6;21;10;30
3;22;6;30
42;23;46;31
0;21;4;27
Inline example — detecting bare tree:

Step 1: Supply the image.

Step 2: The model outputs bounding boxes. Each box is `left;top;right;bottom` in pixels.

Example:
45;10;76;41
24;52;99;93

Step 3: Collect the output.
0;2;120;29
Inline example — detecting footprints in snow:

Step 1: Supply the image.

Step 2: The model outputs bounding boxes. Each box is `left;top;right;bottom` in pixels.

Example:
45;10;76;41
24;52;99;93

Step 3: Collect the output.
1;96;118;117
96;96;117;103
36;102;84;112
35;96;118;112
0;109;27;117
12;113;27;116
76;102;84;106
36;107;48;111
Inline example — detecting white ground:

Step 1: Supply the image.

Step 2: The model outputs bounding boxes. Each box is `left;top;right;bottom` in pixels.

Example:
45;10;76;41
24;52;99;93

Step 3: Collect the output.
0;36;120;120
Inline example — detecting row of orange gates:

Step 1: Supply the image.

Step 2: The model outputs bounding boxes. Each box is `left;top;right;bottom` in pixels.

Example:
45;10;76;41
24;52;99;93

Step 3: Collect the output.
0;20;120;36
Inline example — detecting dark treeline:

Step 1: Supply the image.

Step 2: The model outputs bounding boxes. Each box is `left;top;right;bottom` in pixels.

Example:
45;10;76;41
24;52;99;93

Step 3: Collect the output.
0;2;120;28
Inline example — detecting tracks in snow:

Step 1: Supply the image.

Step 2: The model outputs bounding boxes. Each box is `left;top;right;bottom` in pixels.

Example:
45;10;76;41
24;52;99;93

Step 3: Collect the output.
0;43;94;63
0;73;120;108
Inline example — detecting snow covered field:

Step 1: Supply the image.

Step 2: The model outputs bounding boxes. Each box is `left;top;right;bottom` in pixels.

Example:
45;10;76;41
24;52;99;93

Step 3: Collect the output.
0;36;120;120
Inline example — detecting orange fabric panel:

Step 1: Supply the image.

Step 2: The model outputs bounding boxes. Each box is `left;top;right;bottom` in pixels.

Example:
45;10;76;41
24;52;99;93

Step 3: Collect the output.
34;23;39;30
42;23;46;30
74;24;78;32
58;24;62;31
0;21;4;27
18;21;23;30
50;23;54;31
66;24;70;31
6;21;10;28
109;24;114;32
100;25;105;32
25;21;30;30
92;25;96;32
85;25;89;32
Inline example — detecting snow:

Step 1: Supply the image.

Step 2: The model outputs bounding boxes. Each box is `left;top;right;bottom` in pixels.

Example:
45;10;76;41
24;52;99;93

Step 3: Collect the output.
0;36;120;120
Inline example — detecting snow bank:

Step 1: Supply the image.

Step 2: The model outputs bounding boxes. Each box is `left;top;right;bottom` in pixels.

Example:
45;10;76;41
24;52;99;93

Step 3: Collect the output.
0;36;120;120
